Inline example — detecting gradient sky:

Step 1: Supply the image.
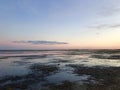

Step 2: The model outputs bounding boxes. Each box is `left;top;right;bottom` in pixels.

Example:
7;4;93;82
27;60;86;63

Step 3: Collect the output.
0;0;120;49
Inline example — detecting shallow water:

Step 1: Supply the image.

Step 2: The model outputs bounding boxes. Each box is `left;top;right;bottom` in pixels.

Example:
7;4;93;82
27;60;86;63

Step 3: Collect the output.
0;50;120;90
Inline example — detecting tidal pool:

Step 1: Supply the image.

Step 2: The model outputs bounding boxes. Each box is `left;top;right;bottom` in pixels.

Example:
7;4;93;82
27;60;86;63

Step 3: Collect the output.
0;50;120;90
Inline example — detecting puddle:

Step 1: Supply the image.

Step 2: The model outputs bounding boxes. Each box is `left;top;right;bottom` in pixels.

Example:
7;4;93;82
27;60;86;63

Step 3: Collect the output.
0;50;120;90
46;71;89;84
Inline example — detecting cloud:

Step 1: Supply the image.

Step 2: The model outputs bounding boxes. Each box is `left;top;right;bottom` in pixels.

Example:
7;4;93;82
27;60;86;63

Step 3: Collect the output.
88;23;120;29
97;0;120;17
13;40;68;45
98;7;120;17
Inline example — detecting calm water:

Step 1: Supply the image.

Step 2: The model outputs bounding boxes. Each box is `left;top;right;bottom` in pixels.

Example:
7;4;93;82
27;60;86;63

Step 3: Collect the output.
0;50;120;90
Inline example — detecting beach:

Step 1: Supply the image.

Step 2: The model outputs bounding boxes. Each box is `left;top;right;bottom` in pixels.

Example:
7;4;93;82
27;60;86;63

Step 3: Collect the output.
0;50;120;90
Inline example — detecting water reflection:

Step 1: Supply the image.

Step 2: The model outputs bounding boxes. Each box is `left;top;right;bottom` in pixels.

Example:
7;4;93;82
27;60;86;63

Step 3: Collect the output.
0;50;120;90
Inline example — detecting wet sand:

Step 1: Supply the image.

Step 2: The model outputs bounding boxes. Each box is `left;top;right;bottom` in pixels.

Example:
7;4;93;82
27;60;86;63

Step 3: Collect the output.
0;50;120;90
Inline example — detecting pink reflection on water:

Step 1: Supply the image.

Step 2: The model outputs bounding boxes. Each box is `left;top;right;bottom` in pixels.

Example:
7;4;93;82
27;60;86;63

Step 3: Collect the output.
0;51;65;57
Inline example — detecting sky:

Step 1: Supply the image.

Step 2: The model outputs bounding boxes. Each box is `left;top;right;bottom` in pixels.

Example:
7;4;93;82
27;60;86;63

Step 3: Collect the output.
0;0;120;50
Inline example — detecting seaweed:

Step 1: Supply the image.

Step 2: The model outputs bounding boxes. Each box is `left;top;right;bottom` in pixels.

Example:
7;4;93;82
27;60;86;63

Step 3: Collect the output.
67;64;120;90
0;64;59;90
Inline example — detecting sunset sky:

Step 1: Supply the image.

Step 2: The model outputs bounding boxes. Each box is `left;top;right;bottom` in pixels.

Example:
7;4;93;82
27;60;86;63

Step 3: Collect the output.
0;0;120;50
